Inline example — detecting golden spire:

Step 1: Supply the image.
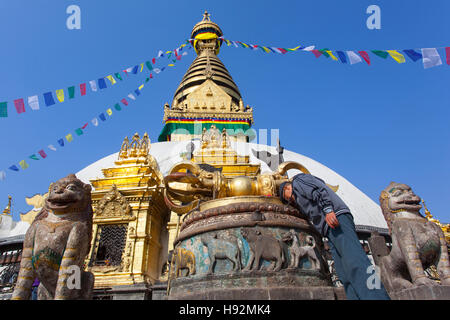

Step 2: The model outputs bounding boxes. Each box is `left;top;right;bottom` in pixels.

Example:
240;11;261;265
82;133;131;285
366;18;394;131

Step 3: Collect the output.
422;199;450;243
202;10;211;21
2;195;12;215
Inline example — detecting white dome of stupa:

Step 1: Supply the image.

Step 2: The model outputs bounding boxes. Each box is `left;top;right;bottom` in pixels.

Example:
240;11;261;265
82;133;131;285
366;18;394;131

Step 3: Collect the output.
76;141;388;231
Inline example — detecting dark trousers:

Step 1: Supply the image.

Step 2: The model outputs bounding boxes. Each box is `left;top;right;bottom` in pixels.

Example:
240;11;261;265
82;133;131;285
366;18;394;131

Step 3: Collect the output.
326;213;390;300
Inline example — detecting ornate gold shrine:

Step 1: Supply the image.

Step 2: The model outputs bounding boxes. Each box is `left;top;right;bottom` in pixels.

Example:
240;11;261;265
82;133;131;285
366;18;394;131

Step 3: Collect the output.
86;133;169;288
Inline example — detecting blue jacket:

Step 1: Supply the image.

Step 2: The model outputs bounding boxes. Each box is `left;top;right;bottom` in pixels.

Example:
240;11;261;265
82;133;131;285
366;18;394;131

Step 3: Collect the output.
291;173;351;236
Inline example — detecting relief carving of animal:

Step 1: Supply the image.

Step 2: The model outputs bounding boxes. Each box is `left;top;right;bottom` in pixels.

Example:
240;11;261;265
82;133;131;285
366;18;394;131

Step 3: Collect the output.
171;246;196;278
200;233;242;274
12;174;94;300
240;227;285;272
282;230;320;270
378;182;450;292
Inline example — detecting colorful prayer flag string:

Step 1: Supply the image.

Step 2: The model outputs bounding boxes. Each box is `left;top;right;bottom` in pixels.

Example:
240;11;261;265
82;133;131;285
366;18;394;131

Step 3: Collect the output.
0;48;189;181
220;37;449;69
1;42;188;118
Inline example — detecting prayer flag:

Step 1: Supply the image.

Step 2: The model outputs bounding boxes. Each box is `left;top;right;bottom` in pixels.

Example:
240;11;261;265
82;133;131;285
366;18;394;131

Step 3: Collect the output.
80;83;87;96
14;99;25;114
146;61;153;71
127;94;136;100
9;165;19;172
319;49;330;58
0;171;5;180
421;48;442;69
0;102;6;117
81;123;88;129
446;47;450;65
336;51;347;64
154;68;161;74
29;154;39;161
326;51;338;61
114;103;121;111
38;150;47;158
371;50;389;59
98;78;107;89
157;50;164;58
66;134;73;142
358;51;371;65
44;92;56;106
58;139;65;147
168;64;175;67
140;63;144;72
311;50;322;58
28;95;40;110
302;46;315;51
19;160;29;169
91;118;99;126
132;65;139;74
152;58;156;64
121;98;128;106
135;89;141;96
138;84;144;91
387;50;406;63
403;49;422;62
48;145;57;151
75;128;83;136
55;89;64;102
114;73;123;81
99;113;106;121
106;108;112;116
106;75;116;85
346;51;362;65
89;80;98;92
149;73;153;79
161;67;166;72
68;86;75;99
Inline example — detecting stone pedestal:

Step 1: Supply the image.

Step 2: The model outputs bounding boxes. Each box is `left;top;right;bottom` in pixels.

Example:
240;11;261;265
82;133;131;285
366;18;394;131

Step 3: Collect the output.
169;269;340;300
168;196;338;300
389;285;450;300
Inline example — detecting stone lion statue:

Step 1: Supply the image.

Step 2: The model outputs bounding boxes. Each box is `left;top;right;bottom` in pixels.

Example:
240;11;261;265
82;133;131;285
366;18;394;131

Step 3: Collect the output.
11;174;94;300
378;182;450;292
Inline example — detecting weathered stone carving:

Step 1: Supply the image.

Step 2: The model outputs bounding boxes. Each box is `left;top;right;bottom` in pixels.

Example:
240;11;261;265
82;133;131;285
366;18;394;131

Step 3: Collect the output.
240;227;285;272
282;230;320;270
200;233;242;274
11;174;94;300
171;246;196;278
95;184;131;217
378;182;450;292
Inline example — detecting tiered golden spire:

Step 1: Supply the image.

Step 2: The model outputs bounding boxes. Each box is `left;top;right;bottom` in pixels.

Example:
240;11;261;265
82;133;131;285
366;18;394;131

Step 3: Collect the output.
160;11;254;142
422;199;450;243
2;195;12;215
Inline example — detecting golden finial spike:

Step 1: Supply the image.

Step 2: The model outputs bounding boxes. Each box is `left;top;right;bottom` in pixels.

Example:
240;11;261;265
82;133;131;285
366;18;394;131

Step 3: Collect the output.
422;199;433;219
203;10;210;21
3;195;12;215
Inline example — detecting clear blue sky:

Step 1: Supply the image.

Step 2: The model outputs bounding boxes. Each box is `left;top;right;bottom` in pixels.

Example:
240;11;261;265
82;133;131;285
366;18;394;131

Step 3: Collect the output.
0;1;449;223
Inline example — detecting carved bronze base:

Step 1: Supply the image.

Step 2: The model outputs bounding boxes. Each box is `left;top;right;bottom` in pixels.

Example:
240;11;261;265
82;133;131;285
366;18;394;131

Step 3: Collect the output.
168;196;339;300
168;269;340;300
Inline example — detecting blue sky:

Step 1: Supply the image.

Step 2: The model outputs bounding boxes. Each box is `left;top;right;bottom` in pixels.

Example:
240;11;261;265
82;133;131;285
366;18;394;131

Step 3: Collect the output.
0;1;449;223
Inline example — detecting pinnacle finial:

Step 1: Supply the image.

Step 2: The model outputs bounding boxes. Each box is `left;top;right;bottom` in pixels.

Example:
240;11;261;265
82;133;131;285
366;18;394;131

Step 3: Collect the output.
203;10;211;21
2;195;12;215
